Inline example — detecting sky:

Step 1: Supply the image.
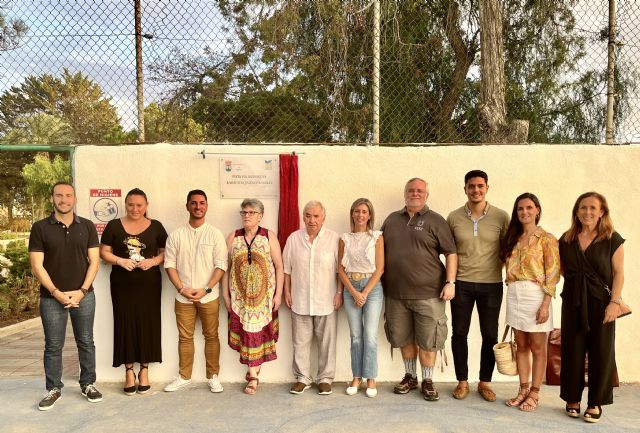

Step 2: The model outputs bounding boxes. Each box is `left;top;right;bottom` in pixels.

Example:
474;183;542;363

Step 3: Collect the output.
0;0;230;130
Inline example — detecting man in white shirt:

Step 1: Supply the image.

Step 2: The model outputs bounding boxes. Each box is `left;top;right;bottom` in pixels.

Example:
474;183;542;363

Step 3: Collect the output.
284;200;342;395
163;190;228;393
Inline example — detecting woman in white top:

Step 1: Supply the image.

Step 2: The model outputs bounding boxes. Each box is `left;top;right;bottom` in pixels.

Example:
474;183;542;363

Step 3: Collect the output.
338;198;384;397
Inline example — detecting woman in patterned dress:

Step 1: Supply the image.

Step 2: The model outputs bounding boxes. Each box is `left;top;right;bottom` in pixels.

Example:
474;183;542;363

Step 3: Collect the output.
222;198;284;394
499;193;560;412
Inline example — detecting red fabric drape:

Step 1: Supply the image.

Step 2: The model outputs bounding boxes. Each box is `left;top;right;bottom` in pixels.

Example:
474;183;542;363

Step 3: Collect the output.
278;154;299;247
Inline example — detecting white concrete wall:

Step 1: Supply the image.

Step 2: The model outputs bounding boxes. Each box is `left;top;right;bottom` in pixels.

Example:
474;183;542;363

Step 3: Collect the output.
74;144;640;384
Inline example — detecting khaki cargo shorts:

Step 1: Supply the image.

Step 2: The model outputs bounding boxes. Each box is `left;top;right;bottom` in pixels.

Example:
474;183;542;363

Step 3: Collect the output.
384;297;448;352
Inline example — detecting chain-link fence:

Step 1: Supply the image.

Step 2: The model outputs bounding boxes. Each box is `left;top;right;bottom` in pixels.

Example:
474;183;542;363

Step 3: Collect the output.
0;0;638;145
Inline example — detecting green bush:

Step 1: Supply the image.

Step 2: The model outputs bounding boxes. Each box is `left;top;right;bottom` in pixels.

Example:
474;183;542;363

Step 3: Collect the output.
9;218;31;233
4;240;30;277
0;274;39;320
0;297;10;316
0;231;28;240
0;240;39;320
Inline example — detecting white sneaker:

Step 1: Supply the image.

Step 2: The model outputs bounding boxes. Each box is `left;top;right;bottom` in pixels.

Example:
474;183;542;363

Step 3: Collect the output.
163;375;191;392
366;387;378;398
208;374;224;393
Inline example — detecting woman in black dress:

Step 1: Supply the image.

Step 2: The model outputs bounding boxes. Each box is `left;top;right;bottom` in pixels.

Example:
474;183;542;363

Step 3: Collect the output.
100;188;167;395
559;192;625;423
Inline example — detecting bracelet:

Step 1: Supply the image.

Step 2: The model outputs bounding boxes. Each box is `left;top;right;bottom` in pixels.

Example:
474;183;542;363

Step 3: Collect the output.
51;288;59;296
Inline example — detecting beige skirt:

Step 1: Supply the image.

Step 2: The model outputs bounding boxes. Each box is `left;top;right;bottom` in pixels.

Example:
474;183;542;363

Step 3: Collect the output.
505;280;553;332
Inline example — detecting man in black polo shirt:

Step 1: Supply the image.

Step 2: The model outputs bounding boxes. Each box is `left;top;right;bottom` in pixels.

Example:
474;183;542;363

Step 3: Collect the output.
29;182;102;410
382;177;458;402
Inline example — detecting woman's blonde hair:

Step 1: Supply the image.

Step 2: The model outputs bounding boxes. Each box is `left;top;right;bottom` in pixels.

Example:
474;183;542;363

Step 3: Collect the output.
349;198;375;232
563;191;614;242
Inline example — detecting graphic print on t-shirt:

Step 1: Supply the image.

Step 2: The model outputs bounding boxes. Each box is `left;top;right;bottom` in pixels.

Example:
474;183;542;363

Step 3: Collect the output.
124;236;146;261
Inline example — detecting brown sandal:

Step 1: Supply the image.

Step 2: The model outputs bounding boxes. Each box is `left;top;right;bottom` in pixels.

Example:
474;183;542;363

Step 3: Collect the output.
519;387;540;412
244;377;259;395
244;367;261;382
505;383;529;407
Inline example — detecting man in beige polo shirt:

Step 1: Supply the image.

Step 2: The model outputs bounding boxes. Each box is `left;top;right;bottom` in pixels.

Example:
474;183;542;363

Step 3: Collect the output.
447;170;509;402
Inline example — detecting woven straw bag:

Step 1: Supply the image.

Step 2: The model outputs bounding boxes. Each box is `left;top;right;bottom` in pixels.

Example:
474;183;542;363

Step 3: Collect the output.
493;325;517;376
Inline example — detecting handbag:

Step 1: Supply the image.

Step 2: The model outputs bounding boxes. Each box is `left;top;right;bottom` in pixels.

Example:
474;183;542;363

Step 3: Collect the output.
546;328;620;387
493;325;517;376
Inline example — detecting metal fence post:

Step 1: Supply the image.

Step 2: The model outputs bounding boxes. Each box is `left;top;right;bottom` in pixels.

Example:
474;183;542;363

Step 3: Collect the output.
372;0;380;145
134;0;145;143
605;0;616;144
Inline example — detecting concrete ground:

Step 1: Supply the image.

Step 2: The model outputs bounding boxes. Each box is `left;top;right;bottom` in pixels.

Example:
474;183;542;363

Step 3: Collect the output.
1;320;639;433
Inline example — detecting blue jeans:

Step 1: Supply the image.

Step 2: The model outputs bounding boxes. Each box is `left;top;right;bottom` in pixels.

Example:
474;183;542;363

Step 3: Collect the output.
343;278;383;379
40;291;96;390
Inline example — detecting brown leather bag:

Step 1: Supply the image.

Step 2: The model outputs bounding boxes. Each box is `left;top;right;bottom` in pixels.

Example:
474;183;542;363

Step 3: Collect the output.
545;328;619;386
546;328;562;385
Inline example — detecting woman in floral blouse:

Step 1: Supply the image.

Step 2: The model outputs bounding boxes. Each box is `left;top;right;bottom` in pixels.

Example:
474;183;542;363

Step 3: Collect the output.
499;192;560;412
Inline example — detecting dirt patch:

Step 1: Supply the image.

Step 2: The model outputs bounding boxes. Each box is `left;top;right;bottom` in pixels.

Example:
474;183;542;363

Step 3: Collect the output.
0;310;39;328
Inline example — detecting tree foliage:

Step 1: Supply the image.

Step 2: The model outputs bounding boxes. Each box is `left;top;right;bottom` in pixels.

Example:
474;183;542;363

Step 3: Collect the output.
0;3;28;51
144;102;206;143
0;69;124;144
0;150;30;224
192;90;332;142
21;153;71;220
145;0;620;144
1;113;74;145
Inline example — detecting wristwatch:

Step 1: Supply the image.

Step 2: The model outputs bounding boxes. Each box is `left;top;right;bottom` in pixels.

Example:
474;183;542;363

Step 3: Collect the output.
445;280;456;285
204;287;213;294
80;287;92;295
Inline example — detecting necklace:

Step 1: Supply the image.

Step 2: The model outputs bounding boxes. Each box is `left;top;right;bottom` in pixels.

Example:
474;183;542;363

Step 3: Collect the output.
243;228;258;265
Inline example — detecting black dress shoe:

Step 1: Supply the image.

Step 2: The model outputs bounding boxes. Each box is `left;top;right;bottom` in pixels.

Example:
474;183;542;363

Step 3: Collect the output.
137;364;151;394
124;366;136;396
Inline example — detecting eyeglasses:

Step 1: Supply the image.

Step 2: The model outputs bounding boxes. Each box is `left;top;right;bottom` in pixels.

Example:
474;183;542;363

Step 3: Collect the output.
239;211;261;216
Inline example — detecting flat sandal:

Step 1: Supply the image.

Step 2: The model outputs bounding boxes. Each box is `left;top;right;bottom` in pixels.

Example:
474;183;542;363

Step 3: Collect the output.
505;383;529;407
519;387;540;412
244;377;259;395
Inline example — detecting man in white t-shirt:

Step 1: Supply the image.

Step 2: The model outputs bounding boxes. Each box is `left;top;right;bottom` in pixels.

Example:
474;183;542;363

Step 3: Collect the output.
163;189;228;393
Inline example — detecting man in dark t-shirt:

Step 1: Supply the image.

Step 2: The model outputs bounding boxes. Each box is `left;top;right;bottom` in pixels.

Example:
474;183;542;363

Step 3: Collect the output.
381;178;458;402
28;182;101;410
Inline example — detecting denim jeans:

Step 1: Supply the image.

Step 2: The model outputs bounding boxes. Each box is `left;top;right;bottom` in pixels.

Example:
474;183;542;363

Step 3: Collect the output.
40;291;96;390
450;281;503;382
343;278;383;379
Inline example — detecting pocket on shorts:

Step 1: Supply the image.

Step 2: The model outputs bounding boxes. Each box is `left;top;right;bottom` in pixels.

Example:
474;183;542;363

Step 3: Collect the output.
383;312;393;345
433;315;448;350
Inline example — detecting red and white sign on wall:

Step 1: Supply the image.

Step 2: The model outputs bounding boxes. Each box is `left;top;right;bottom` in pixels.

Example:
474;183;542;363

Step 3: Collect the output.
89;189;122;235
